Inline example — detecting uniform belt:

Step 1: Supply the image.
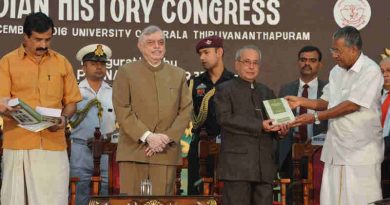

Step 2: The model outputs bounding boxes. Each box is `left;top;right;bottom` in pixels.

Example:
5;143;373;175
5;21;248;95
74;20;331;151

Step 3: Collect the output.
71;138;89;145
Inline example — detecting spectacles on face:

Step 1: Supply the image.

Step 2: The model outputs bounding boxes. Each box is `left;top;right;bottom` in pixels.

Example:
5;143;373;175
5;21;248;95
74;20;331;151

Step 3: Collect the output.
381;67;390;75
299;57;318;63
329;48;344;56
237;59;259;67
145;40;165;47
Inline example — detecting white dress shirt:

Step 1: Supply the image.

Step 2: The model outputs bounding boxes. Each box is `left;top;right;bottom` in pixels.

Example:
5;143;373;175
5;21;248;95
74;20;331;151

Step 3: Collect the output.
320;53;384;165
71;79;116;140
296;77;319;138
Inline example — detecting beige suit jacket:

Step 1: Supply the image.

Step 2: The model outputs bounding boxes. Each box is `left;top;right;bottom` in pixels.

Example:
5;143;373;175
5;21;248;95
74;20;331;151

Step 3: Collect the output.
113;59;192;165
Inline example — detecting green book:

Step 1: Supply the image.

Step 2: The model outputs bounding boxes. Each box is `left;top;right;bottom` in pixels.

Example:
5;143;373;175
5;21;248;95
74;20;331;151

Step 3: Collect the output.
8;98;61;132
8;98;43;124
262;98;295;125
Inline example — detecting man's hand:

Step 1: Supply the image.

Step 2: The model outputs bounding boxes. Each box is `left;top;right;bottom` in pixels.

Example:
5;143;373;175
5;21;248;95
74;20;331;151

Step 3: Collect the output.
289;113;315;127
157;133;171;145
0;97;13;115
145;133;169;154
277;123;290;136
144;133;172;157
263;119;290;136
48;115;67;132
145;133;166;151
285;96;304;109
145;146;156;157
263;119;279;132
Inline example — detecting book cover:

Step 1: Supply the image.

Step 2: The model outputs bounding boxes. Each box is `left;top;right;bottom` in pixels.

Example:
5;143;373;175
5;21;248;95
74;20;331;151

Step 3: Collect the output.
8;98;61;132
8;98;42;125
263;98;295;125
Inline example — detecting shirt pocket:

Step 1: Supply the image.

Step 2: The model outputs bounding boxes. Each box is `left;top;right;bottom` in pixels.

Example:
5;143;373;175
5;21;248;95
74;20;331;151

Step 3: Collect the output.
47;74;64;99
102;104;116;134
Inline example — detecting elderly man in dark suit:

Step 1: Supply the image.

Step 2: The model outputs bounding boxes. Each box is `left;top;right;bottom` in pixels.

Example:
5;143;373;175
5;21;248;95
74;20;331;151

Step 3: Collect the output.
214;45;289;205
278;45;328;204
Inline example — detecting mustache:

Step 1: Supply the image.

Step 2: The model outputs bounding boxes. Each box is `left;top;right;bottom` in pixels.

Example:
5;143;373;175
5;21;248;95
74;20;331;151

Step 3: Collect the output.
302;65;312;69
36;47;48;51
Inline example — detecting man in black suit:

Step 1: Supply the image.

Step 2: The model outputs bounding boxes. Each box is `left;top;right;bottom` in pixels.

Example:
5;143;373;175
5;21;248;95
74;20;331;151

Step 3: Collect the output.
214;45;289;205
278;45;328;204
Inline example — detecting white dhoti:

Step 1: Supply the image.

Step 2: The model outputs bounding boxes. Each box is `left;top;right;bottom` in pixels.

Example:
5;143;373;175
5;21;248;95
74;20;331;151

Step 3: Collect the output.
320;162;382;205
1;149;69;205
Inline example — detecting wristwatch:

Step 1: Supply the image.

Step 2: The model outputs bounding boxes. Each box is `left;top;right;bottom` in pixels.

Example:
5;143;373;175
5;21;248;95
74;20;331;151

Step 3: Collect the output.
313;112;320;125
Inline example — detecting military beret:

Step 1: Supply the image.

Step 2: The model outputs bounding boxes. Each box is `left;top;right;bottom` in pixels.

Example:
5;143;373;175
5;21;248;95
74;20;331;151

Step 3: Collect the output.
196;36;223;53
76;44;112;63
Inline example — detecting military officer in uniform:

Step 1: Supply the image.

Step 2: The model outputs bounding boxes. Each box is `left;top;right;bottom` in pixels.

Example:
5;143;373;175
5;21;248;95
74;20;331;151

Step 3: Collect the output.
70;44;116;205
187;36;235;195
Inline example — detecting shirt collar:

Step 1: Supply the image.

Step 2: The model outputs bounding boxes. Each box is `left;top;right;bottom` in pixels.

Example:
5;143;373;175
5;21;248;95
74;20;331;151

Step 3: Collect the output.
79;79;111;90
348;52;364;73
199;68;234;83
299;77;318;88
384;89;389;96
220;69;235;80
236;77;257;88
141;59;164;72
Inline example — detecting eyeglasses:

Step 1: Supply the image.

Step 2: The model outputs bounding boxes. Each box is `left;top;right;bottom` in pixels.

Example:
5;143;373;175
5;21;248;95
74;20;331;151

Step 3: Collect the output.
329;48;343;55
299;57;318;63
145;40;165;47
237;59;259;67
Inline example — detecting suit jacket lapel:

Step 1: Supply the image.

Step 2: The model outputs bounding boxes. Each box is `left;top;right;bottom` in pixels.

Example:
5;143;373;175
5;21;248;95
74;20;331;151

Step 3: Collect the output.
291;80;300;96
317;80;326;98
291;80;300;115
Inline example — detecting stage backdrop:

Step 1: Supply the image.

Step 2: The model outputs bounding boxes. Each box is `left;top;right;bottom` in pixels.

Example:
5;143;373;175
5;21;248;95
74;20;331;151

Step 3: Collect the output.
0;0;388;92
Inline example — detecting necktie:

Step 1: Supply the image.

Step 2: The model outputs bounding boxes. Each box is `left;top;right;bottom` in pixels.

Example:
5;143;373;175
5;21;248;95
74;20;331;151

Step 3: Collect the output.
382;92;390;127
298;84;309;142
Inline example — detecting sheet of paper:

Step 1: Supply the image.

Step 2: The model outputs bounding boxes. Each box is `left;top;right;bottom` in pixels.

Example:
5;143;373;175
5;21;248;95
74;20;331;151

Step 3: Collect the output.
18;121;55;132
35;106;61;117
311;133;326;146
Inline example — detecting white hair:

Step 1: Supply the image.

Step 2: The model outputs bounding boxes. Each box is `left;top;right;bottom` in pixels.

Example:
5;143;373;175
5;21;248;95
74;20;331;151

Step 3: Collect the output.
235;45;262;62
138;25;165;43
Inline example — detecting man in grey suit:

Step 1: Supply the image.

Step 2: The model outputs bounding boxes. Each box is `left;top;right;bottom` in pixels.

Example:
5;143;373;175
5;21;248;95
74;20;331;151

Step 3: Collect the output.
278;45;328;204
215;45;289;205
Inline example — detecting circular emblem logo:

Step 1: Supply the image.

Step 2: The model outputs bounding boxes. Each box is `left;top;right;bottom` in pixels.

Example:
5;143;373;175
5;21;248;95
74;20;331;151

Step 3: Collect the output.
333;0;371;30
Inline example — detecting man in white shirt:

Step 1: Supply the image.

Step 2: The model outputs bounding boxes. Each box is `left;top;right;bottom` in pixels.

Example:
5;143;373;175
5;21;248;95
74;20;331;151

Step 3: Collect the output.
286;26;384;205
278;45;328;205
70;44;116;205
380;57;390;198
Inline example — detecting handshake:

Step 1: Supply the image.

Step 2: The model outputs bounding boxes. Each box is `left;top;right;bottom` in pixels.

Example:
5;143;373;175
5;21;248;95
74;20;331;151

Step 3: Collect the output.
145;133;172;157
